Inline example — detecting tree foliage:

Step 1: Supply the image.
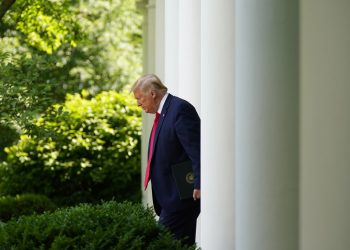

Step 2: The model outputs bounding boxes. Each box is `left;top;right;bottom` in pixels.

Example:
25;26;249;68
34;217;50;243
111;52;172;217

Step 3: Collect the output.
0;42;64;125
9;0;79;54
0;0;16;20
74;0;143;91
0;0;143;151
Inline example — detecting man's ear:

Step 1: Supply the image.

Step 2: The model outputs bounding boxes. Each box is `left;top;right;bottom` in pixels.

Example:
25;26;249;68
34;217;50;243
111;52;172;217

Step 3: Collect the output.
150;90;156;98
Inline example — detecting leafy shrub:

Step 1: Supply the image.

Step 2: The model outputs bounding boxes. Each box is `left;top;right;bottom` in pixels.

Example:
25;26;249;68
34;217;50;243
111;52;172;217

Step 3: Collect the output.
0;124;19;160
0;201;197;250
0;91;141;205
0;193;57;222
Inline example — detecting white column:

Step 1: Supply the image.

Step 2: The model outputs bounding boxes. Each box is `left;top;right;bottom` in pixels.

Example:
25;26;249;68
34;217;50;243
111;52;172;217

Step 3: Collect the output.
143;3;202;239
235;1;299;250
164;0;179;93
201;0;235;249
163;0;200;112
141;0;157;206
300;1;350;249
154;0;165;80
178;1;202;245
178;0;201;113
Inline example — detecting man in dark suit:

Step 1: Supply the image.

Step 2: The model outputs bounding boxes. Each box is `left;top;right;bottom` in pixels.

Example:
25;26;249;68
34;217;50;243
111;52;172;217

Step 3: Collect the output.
132;74;201;246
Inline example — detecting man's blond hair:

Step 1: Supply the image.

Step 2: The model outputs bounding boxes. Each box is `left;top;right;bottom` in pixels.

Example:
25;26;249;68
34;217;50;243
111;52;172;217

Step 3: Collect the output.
132;74;168;94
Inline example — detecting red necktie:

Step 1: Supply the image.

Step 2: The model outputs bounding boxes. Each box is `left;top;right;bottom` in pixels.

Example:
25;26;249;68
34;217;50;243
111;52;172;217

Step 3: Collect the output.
144;112;160;189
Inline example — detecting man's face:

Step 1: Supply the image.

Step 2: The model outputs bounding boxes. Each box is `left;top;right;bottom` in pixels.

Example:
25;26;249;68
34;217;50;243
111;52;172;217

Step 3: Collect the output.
133;87;158;114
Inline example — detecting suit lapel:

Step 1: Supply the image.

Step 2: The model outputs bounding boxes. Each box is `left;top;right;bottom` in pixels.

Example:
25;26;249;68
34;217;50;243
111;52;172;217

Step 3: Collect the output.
151;94;173;157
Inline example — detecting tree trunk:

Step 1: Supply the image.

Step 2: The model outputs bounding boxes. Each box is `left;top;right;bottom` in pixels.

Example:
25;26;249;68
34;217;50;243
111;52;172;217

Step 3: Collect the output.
0;0;16;20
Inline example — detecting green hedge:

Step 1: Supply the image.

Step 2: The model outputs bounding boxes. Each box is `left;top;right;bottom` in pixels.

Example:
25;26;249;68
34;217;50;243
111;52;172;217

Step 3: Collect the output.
0;91;141;206
0;193;57;222
0;201;197;250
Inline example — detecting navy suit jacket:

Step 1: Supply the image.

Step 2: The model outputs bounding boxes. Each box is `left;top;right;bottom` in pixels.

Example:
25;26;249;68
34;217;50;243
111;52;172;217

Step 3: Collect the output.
149;94;200;216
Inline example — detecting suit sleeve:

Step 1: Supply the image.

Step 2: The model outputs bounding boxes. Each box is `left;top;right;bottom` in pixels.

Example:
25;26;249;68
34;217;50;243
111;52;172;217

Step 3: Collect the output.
174;102;201;189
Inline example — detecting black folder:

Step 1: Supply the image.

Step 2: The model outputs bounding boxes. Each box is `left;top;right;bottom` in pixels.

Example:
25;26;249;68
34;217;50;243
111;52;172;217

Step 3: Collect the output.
171;161;194;200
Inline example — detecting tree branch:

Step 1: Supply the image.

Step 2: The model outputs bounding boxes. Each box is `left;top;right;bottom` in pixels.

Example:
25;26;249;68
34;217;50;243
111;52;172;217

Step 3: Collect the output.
0;0;16;20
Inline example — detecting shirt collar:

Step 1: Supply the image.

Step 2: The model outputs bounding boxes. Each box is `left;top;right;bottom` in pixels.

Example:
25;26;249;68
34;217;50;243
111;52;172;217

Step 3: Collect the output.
157;93;169;114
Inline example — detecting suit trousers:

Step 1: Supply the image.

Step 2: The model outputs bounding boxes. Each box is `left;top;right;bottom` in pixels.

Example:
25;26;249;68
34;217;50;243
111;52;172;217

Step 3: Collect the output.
158;202;200;246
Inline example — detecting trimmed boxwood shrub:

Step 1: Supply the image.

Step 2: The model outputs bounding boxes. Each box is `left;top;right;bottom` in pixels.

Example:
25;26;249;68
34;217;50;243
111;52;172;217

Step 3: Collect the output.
0;91;141;206
0;193;57;222
0;201;198;250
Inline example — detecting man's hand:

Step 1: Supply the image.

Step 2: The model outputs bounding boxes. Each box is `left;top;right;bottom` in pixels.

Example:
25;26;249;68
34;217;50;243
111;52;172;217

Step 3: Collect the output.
193;189;201;201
